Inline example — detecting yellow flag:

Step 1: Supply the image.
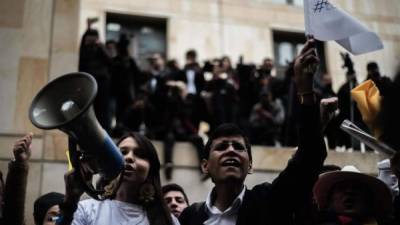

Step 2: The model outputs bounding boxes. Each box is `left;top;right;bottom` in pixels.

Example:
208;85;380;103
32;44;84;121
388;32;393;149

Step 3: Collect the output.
351;79;381;137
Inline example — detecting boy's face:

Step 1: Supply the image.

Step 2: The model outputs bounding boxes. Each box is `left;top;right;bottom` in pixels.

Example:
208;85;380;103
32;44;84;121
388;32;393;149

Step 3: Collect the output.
202;136;252;183
164;191;188;217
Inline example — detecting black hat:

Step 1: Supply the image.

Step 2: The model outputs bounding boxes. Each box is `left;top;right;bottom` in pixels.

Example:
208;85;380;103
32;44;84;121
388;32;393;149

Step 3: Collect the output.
33;192;65;225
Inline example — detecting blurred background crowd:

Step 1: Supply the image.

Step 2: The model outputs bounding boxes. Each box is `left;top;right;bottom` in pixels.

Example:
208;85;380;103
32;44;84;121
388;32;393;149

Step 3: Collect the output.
81;20;388;153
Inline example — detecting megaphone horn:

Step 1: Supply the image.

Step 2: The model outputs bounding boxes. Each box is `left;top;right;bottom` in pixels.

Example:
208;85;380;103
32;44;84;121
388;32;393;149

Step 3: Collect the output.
29;72;124;198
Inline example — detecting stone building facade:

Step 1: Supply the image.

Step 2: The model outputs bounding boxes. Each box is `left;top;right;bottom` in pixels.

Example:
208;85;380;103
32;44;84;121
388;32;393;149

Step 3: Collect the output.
0;0;398;224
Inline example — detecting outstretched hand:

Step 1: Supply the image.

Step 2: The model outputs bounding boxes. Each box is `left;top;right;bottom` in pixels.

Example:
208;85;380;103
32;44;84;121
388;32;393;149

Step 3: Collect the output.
293;37;320;94
86;17;98;29
13;132;33;162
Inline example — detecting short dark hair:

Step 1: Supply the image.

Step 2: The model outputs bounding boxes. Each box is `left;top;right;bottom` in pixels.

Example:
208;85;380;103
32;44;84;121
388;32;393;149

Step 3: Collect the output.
367;61;379;72
162;183;189;204
186;49;197;59
204;123;252;161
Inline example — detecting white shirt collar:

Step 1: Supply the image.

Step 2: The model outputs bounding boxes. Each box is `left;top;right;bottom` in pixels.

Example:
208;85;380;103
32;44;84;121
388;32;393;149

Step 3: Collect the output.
205;185;246;216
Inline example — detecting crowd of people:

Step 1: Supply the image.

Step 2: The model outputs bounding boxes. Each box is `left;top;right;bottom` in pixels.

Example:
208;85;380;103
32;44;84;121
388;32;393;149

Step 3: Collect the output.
78;19;394;180
1;35;400;225
81;22;290;148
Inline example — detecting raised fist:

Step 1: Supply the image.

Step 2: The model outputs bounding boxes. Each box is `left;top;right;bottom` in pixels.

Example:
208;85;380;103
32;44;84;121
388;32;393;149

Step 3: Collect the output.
13;132;33;162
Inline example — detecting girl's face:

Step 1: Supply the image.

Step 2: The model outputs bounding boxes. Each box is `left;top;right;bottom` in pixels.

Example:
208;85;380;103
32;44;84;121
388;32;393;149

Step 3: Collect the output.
118;137;150;185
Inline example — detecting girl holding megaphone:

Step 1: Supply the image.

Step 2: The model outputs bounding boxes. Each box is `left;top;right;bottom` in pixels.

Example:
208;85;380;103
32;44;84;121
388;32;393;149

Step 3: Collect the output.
58;132;179;225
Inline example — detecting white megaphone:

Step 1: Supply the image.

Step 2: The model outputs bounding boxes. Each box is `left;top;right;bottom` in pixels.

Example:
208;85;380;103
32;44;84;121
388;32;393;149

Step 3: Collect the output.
29;72;124;199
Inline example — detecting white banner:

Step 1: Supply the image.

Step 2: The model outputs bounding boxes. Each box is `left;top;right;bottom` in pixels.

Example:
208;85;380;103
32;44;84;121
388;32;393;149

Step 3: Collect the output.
304;0;383;55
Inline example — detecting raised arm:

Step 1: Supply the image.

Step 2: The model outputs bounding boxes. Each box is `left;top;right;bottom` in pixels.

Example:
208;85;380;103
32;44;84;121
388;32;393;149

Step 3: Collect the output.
270;37;327;210
291;38;327;169
3;133;33;225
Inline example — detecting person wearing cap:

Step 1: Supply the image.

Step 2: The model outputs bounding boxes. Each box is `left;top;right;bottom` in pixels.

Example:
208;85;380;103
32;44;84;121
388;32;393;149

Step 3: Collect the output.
313;165;393;225
34;192;65;225
179;38;327;225
162;183;189;218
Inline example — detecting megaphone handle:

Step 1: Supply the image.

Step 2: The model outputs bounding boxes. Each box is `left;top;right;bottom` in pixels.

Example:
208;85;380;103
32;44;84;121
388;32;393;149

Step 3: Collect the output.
68;136;104;200
76;164;105;200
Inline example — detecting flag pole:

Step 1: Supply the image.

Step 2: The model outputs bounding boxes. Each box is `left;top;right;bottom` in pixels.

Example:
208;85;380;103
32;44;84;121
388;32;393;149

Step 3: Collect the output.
304;1;318;73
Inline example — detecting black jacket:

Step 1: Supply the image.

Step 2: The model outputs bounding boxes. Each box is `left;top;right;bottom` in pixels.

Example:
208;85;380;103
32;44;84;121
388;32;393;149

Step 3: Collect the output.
179;104;327;225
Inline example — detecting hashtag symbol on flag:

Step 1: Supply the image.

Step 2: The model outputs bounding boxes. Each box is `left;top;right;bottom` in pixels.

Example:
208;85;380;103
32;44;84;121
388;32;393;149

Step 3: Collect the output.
313;0;334;13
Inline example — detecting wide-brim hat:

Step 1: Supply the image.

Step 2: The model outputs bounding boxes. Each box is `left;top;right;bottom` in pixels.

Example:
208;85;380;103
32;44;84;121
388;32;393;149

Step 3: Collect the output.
313;165;393;218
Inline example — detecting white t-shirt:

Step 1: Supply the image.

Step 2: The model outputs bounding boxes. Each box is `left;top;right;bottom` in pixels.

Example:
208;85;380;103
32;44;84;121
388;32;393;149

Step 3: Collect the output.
72;199;180;225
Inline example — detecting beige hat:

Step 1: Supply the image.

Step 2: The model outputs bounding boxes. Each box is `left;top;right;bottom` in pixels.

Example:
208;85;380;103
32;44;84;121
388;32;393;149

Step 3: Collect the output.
313;165;393;218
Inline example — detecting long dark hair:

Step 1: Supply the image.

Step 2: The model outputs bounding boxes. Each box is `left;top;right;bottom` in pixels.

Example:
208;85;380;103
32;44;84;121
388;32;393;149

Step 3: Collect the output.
116;132;174;225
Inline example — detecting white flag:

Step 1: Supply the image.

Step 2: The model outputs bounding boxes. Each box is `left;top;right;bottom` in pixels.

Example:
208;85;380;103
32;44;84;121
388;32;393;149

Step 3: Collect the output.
304;0;383;55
